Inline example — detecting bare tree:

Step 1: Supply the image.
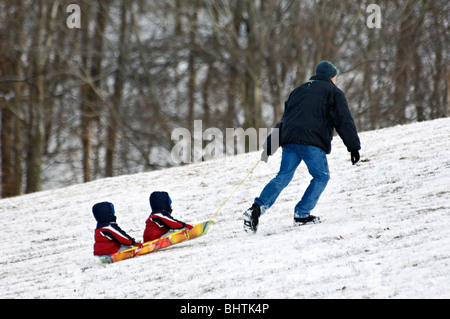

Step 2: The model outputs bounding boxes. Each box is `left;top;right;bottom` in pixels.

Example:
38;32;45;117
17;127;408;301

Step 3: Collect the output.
0;0;26;197
0;0;448;198
79;1;110;182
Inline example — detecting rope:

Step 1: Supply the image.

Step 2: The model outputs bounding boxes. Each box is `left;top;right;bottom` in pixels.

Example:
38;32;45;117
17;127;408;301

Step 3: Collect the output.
209;159;261;222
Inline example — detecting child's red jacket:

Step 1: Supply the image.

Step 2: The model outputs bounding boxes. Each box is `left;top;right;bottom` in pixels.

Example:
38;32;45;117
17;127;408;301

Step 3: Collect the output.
92;202;137;256
94;223;136;256
143;211;187;242
143;192;191;242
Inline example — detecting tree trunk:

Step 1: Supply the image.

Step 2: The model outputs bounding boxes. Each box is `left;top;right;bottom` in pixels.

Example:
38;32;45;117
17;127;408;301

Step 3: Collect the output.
80;2;109;182
1;102;14;198
106;1;127;177
25;1;59;193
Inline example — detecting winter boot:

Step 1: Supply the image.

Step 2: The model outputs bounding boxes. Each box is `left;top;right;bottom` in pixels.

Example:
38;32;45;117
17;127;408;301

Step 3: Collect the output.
243;204;261;234
293;215;321;227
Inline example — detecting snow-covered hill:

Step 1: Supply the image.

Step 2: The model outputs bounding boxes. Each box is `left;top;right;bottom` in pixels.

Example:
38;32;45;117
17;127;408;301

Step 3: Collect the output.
1;118;450;299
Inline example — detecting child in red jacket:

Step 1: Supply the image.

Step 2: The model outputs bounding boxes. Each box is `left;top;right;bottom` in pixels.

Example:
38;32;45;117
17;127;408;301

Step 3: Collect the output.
143;192;193;243
93;202;143;256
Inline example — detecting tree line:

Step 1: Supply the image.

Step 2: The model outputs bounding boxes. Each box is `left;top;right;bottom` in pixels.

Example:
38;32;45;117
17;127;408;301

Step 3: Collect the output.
1;0;449;198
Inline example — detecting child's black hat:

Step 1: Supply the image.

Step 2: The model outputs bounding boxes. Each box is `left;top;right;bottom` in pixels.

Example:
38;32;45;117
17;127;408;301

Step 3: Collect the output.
93;202;116;227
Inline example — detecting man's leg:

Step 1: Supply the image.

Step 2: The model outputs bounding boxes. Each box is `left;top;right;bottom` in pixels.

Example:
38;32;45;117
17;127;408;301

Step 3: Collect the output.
255;145;302;215
244;145;302;233
294;145;330;219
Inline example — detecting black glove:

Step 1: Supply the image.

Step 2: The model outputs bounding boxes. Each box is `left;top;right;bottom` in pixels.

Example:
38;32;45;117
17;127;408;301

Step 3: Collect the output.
351;150;360;165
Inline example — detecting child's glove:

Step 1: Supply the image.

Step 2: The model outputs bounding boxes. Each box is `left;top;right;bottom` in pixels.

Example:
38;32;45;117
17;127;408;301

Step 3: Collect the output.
185;224;194;230
135;242;144;249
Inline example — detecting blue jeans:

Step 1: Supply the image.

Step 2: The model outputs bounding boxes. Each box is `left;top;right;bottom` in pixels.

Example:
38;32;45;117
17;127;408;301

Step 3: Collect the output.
255;144;330;218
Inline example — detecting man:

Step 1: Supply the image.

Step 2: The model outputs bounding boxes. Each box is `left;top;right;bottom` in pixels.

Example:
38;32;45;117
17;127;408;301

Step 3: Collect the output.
244;61;361;234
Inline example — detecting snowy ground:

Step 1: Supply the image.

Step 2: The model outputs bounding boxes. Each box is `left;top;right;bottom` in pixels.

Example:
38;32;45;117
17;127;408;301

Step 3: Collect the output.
1;118;449;299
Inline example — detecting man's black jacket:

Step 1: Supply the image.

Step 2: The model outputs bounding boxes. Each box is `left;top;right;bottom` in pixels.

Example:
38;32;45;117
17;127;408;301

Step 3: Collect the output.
266;74;361;155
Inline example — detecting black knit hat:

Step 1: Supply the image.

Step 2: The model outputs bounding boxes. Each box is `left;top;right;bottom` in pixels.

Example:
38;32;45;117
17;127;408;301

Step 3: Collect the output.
315;61;338;78
92;202;116;227
149;191;173;213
